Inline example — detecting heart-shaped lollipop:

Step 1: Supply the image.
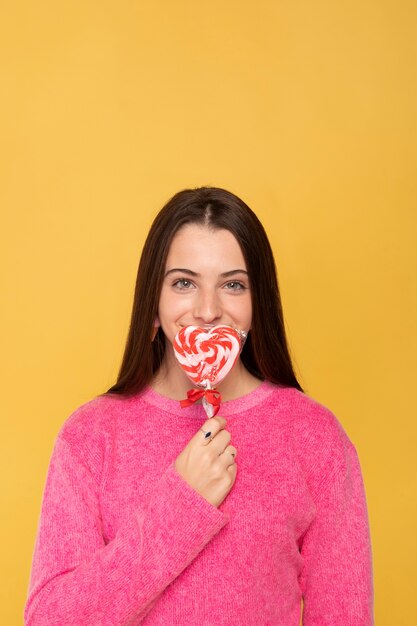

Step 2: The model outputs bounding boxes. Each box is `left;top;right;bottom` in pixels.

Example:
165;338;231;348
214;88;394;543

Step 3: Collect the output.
173;325;246;417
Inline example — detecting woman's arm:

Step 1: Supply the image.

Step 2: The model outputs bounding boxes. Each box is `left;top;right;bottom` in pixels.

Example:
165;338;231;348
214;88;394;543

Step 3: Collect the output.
24;435;229;626
299;433;373;626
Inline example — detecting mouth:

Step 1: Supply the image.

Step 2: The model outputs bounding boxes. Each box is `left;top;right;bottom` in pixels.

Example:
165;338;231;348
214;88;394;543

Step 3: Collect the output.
180;324;217;329
179;324;220;333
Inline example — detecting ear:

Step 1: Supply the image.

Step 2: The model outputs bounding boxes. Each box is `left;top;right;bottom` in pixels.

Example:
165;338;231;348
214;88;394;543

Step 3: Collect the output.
151;318;161;342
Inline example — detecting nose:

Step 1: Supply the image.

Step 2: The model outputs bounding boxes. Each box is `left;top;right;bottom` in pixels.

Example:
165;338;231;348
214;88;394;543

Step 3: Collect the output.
193;288;222;323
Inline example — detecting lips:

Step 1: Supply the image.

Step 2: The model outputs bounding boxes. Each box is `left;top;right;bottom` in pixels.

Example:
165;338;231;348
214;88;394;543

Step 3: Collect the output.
181;324;219;328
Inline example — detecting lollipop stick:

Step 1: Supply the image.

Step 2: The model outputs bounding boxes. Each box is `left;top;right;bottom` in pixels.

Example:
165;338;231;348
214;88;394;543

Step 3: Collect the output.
202;395;215;418
202;384;222;417
202;381;214;418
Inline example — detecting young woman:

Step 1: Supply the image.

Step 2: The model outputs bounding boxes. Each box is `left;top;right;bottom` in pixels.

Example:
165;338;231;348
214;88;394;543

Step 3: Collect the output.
25;187;373;625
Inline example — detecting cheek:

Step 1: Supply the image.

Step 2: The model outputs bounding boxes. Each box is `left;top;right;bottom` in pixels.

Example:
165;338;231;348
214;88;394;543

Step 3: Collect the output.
229;293;252;316
158;289;188;320
239;299;252;328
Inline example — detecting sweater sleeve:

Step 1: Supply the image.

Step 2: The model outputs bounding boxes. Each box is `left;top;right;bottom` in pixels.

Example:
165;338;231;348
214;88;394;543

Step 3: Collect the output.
24;434;229;626
299;427;374;626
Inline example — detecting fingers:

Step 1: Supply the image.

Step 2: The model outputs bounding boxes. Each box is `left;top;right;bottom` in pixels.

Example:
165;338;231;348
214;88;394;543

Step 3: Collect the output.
218;444;237;466
197;416;227;446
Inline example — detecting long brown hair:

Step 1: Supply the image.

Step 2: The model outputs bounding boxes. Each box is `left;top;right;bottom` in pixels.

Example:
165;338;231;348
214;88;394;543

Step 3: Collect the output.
106;187;303;395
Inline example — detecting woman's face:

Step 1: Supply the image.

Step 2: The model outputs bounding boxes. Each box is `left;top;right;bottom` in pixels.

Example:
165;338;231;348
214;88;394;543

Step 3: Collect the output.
157;224;252;346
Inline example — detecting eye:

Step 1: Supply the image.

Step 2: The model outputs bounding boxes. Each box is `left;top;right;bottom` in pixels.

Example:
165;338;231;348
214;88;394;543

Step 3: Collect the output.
172;279;194;289
224;281;246;291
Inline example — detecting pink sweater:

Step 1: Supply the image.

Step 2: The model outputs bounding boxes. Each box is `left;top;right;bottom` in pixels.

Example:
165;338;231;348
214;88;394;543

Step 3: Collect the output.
25;381;373;625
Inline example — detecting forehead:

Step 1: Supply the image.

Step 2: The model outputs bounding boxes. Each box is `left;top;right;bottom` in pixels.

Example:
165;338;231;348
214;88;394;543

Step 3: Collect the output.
166;225;246;267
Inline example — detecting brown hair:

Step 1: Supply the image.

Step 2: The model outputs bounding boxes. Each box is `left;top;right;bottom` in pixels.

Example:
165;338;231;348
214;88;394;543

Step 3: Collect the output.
106;187;303;395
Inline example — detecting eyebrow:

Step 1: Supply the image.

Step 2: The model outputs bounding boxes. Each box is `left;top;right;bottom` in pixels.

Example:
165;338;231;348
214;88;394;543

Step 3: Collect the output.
164;268;249;278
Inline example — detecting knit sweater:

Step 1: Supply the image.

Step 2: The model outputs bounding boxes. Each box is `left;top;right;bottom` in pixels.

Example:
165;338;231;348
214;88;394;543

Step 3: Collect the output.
24;381;373;626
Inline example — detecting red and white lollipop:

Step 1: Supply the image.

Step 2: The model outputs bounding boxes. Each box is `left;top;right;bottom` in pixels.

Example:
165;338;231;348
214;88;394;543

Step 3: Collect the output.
173;325;247;417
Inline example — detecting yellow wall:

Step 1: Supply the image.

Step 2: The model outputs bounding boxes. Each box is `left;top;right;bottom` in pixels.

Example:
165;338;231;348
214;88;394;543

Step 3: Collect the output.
1;1;416;623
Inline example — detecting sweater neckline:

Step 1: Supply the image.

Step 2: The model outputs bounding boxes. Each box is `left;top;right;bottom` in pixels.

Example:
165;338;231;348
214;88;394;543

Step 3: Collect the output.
136;379;278;418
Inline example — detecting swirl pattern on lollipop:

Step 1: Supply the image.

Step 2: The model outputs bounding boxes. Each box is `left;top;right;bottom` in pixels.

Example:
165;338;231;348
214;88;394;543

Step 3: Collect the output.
173;325;242;388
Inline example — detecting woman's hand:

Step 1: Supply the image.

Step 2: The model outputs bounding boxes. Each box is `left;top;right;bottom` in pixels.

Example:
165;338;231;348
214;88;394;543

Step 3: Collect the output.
174;416;237;508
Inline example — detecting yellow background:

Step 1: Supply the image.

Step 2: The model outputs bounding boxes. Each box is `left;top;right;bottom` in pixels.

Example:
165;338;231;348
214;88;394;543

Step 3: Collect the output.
1;1;416;624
